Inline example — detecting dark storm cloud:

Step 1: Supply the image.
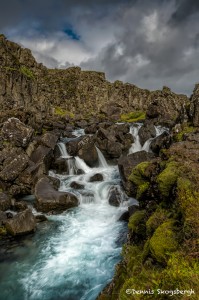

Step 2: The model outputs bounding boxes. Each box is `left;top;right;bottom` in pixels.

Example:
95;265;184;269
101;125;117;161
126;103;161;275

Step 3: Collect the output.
1;0;199;94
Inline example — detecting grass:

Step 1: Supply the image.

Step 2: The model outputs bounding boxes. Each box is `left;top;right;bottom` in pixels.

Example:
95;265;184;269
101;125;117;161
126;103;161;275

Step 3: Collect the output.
120;111;146;123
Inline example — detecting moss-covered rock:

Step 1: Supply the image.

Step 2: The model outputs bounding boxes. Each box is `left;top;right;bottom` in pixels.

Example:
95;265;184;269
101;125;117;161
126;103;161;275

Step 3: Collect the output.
120;111;146;123
157;161;179;198
149;220;179;264
128;162;150;199
128;210;147;241
146;208;168;236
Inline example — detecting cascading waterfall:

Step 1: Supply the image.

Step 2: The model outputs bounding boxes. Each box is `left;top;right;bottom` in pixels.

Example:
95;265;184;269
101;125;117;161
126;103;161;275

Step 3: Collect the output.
129;123;168;154
0;132;134;300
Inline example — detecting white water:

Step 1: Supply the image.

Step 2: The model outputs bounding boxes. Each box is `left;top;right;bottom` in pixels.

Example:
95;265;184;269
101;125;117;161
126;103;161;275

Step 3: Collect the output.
0;136;132;300
96;147;108;168
129;123;168;154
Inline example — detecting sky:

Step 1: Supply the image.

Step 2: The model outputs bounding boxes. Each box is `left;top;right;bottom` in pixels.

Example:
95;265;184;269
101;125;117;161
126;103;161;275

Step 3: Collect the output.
1;0;199;95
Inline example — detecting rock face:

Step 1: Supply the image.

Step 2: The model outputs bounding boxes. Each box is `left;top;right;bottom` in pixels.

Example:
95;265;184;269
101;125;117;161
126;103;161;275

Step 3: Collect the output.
35;177;79;213
190;83;199;126
5;209;36;236
0;35;189;126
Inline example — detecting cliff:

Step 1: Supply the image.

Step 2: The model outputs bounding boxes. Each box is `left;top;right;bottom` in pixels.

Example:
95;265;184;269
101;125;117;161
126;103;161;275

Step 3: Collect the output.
0;34;189;129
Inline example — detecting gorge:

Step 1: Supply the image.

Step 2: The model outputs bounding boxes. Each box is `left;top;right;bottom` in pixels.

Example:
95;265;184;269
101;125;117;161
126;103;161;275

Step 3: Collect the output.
0;36;199;300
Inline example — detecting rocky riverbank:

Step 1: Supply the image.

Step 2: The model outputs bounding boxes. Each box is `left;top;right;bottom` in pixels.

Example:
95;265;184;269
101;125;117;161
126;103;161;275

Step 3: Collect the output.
0;35;199;299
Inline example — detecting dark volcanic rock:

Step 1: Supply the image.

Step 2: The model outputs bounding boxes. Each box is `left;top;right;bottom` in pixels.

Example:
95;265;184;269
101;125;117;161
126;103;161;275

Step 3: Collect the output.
35;177;78;213
39;132;59;149
51;157;69;174
118;151;154;193
0;192;11;211
89;173;103;182
1;118;34;147
5;209;36;236
138;123;156;146
70;181;84;189
150;131;171;154
108;187;122;207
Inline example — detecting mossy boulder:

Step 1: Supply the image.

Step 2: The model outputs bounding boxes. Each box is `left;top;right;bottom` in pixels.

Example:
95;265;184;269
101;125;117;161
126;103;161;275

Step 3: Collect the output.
146;208;168;236
157;161;179;198
120;111;146;123
149;220;178;264
128;162;150;199
128;210;146;241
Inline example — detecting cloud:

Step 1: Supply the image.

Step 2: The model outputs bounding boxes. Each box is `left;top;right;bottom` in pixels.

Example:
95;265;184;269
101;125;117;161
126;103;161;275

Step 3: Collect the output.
1;0;199;94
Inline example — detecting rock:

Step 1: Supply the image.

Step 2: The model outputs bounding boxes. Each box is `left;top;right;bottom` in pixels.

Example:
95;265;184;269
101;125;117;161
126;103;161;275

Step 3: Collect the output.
0;192;11;211
138;122;156;146
65;135;98;167
70;181;84;189
51;157;69;174
1;118;34;147
35;214;48;222
118;211;129;221
14;201;28;212
5;209;36;236
85;123;99;134
190;83;199;126
0;153;29;182
108;187;122;207
89;173;103;182
0;211;7;225
150;131;171;154
107;140;123;158
118;151;154;193
30;145;53;167
39;132;59;149
35;177;78;213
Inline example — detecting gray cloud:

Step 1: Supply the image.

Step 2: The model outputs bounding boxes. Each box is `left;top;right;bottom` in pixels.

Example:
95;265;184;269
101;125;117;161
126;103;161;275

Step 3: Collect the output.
1;0;199;94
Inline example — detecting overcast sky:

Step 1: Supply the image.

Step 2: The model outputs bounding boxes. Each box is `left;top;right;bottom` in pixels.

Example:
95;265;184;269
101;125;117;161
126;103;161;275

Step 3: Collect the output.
1;0;199;94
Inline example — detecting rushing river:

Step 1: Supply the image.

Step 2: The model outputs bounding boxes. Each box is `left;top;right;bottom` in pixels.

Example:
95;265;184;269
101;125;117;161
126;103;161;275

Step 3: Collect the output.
0;130;132;300
0;124;166;300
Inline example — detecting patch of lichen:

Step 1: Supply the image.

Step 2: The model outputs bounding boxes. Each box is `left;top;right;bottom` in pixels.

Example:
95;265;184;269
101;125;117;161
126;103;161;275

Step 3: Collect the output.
149;220;179;264
157;161;179;198
120;111;146;123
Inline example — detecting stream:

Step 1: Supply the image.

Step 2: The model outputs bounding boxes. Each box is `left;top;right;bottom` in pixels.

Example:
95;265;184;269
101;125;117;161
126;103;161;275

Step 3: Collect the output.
0;124;166;300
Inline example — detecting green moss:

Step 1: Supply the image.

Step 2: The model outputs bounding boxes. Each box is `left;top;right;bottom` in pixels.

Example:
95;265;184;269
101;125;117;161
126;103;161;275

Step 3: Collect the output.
157;161;179;198
174;125;195;142
54;106;74;118
136;182;150;199
150;220;178;264
20;66;34;79
0;226;7;237
128;210;146;236
3;66;18;71
146;208;168;236
120;111;146;123
177;177;199;237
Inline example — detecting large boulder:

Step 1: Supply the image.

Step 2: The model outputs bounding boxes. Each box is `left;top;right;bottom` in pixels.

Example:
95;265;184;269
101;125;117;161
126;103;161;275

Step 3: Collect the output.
108;186;122;207
1;118;34;147
138;122;156;146
38;132;59;149
66;136;98;167
150;131;171;154
0;153;29;182
5;209;36;236
35;177;78;213
118;151;154;193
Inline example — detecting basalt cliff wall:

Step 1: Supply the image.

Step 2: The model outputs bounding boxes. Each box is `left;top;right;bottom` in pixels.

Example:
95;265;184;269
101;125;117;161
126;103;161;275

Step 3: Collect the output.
0;34;191;129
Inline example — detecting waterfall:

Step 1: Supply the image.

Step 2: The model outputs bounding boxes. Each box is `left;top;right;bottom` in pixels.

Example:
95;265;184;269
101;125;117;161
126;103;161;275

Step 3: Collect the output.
75;156;91;173
129;123;168;154
96;147;108;168
57;142;70;158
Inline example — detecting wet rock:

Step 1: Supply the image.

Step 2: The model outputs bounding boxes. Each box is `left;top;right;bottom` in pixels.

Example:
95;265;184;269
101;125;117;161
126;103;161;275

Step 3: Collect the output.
5;209;36;236
107;140;123;158
138;123;156;146
118;211;129;222
89;173;103;182
39;132;59;149
70;181;84;189
51;157;69;174
0;153;29;182
77;136;98;167
0;211;7;225
0;192;11;211
108;187;122;207
14;201;28;212
150;131;171;154
35;177;78;213
118;151;154;193
35;214;48;222
1;118;34;147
